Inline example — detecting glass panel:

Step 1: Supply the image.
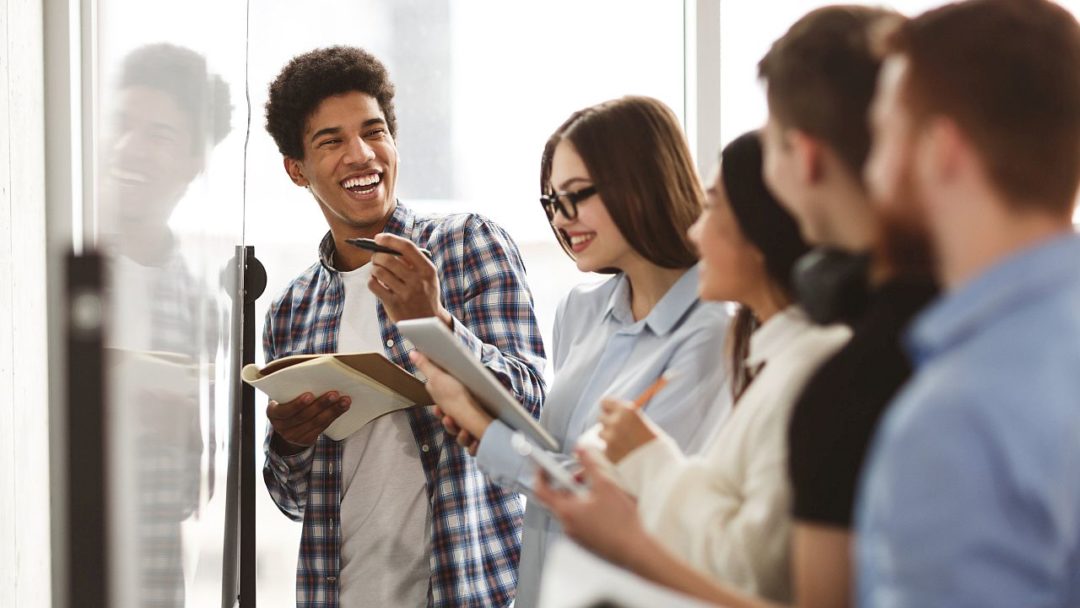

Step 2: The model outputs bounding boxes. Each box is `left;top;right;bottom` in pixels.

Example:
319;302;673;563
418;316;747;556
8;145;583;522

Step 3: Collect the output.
92;0;247;605
245;1;686;604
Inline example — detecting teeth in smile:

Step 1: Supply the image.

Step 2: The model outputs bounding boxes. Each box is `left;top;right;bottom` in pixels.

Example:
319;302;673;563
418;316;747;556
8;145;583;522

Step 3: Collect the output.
569;234;595;246
111;168;150;184
342;174;381;189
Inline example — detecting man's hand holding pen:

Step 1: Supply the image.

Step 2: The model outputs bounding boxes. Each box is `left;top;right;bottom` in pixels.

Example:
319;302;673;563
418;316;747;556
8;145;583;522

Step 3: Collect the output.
366;233;454;328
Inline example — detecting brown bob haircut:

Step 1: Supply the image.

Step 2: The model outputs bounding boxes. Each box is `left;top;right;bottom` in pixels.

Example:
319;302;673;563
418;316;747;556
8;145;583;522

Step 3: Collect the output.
881;0;1080;217
539;96;703;271
758;6;903;178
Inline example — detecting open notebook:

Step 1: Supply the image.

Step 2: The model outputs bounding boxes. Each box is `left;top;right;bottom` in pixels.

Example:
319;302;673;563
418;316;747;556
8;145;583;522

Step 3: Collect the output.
242;353;433;440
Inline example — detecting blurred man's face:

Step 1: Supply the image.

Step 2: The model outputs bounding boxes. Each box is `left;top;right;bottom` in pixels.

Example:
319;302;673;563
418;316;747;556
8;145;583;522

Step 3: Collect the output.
100;85;202;229
865;56;936;276
761;113;836;245
285;91;399;236
865;57;919;214
761;114;815;239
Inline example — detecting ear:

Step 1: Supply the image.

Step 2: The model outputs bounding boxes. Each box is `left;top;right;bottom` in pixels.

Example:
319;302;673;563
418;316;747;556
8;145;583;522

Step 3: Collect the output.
283;156;310;188
789;130;824;186
181;151;206;184
918;117;965;189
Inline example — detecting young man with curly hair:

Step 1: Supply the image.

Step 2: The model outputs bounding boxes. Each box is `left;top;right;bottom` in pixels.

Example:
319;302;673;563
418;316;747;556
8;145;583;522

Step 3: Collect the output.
260;46;547;607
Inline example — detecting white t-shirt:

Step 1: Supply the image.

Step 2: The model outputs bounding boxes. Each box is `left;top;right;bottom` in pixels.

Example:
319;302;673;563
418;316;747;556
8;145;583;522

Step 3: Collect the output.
336;263;431;606
108;254;157;351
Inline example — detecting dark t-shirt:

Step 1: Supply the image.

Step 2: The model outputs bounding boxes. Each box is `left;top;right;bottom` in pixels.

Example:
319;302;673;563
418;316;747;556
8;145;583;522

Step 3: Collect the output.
787;278;938;527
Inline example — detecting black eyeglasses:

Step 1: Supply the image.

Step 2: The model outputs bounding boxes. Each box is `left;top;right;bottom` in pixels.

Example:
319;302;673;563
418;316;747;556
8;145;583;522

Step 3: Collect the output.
539;185;598;221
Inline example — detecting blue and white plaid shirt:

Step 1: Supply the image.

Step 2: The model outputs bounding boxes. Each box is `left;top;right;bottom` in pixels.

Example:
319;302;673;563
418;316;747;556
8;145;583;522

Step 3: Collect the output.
262;203;547;607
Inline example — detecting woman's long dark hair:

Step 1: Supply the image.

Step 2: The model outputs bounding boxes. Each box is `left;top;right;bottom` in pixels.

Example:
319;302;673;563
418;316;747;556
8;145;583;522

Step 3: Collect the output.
720;132;810;400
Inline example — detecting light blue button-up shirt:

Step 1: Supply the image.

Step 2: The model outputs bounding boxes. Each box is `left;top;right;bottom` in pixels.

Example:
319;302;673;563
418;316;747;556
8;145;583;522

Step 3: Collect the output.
856;232;1080;608
477;263;731;608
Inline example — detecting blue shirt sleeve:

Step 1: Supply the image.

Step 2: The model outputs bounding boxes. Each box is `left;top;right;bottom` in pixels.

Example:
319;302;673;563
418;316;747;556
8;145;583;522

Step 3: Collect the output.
857;385;1070;608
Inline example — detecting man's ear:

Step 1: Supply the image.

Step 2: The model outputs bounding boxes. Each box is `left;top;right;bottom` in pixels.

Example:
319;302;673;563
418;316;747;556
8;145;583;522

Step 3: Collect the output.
283;156;309;187
181;152;206;185
789;130;824;186
918;117;964;189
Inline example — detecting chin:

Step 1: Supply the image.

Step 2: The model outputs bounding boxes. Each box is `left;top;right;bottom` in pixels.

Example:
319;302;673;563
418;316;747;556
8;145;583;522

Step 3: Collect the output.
698;286;723;302
573;259;598;273
696;274;732;302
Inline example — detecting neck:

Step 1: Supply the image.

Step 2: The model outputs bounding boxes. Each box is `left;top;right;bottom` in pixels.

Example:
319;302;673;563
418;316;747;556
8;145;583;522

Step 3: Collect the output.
940;207;1072;289
742;283;787;325
867;255;897;288
622;258;688;322
329;204;396;271
820;180;878;253
107;223;175;266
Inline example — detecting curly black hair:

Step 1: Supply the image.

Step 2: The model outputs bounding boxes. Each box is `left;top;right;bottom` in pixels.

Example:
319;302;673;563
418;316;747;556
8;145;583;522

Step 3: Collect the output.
118;43;232;151
265;46;397;160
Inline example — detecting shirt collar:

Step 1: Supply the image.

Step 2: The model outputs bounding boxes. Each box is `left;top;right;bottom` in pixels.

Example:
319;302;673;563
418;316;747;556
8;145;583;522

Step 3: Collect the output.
318;201;414;272
604;264;703;336
747;305;813;368
907;231;1080;366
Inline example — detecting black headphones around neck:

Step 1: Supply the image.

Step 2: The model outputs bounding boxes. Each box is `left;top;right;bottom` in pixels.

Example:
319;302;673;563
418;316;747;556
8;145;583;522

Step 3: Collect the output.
792;248;871;325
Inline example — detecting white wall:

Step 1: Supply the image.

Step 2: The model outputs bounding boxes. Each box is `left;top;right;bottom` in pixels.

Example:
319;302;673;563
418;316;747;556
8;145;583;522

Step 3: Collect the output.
0;0;50;605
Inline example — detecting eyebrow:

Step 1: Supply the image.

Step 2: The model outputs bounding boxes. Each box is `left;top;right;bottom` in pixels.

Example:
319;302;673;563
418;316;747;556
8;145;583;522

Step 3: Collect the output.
557;176;592;191
113;111;180;136
309;118;387;144
149;122;181;136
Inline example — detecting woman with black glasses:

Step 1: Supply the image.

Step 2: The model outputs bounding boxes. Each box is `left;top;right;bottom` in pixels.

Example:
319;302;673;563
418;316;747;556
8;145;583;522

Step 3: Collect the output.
411;95;731;608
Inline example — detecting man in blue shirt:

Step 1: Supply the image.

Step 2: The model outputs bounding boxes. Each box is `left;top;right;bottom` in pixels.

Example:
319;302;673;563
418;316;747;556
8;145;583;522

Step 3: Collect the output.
858;1;1080;606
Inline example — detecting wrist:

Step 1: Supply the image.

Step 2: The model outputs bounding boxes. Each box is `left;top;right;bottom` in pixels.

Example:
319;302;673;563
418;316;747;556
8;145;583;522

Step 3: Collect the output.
618;525;661;572
272;433;310;456
476;415;493;440
437;307;454;330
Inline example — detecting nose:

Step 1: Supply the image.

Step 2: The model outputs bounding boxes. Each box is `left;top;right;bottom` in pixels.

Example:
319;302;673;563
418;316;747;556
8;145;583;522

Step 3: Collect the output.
550;204;573;228
111;129;143;157
343;135;376;165
687;213;703;249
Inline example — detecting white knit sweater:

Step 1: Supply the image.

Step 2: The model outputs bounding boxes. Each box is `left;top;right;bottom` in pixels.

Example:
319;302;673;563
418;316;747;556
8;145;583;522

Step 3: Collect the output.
616;307;850;602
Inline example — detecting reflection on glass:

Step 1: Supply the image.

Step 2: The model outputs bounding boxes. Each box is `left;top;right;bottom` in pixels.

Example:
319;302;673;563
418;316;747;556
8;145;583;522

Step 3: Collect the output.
98;43;232;607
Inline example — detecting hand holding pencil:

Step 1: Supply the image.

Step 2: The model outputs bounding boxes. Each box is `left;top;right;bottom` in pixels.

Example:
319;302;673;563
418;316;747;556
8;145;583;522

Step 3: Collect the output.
595;372;675;464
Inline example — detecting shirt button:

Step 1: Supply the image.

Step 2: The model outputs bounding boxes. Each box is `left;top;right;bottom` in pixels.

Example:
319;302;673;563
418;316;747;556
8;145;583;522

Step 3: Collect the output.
328;463;334;474
386;339;394;348
327;576;337;583
421;444;430;453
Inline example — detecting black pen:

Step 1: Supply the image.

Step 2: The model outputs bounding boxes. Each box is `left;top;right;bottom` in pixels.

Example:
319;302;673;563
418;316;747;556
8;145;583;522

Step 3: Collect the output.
346;237;433;260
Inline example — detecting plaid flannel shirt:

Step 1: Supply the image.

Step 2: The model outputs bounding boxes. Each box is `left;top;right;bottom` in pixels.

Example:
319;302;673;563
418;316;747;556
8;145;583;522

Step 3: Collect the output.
262;203;547;607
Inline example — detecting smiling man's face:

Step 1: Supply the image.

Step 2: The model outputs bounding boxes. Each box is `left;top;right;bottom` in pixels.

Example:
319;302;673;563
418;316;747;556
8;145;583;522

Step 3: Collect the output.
101;85;202;229
285;90;399;234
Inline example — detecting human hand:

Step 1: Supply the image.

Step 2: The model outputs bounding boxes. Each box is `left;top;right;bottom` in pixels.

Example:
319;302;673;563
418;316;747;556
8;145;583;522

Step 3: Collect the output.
533;448;648;566
410;351;493;450
597;397;658;464
433;405;480;456
367;233;453;328
267;391;351;454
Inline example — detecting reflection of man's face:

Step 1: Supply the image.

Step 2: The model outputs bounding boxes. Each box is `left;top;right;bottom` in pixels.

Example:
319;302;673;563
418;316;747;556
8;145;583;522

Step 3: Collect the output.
101;85;202;230
865;56;935;275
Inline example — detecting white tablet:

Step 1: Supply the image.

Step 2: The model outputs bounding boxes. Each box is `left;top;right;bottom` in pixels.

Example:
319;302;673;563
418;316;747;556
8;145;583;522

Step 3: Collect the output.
511;432;586;497
396;317;559;451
